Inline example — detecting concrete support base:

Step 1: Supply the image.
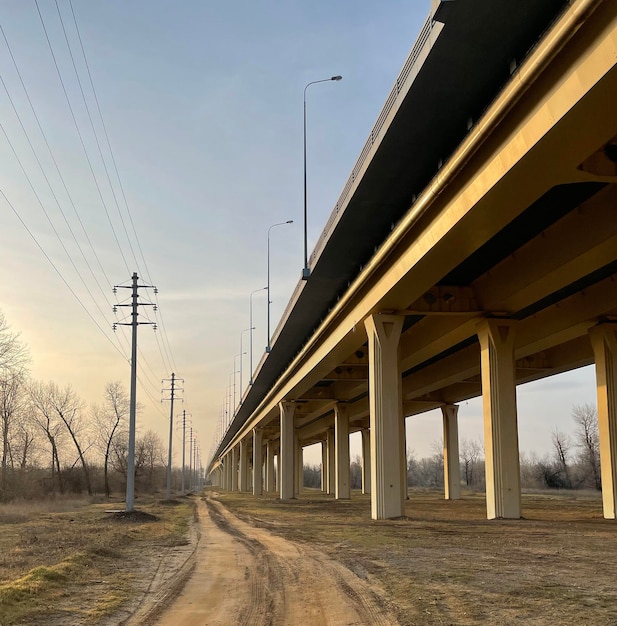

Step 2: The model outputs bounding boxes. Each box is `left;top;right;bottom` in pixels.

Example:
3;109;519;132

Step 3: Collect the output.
589;324;617;519
279;401;296;499
365;314;404;520
477;319;521;519
442;404;462;500
253;428;264;496
335;404;351;499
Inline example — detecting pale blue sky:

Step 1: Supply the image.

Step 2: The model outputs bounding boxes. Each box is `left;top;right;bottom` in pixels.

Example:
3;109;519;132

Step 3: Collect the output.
0;1;598;466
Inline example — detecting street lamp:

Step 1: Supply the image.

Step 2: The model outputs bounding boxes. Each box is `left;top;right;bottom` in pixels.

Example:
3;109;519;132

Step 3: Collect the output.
239;327;253;401
233;352;245;417
267;220;293;352
303;75;342;280
249;286;267;384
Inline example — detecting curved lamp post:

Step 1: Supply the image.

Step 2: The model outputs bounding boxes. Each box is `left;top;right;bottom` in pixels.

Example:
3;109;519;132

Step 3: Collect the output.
239;327;253;401
267;220;293;352
302;75;342;280
249;286;267;384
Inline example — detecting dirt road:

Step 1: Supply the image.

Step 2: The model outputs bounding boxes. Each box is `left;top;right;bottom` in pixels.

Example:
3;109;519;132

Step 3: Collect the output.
149;494;398;626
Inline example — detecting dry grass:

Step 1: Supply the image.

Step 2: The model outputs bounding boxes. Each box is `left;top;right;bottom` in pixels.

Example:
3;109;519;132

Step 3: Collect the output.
0;494;195;625
214;487;617;626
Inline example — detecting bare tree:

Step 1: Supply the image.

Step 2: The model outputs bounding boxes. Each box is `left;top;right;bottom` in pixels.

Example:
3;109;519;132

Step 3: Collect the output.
551;428;572;489
0;312;30;497
460;438;484;487
93;381;129;497
572;404;601;490
139;430;166;484
29;381;66;494
0;311;29;372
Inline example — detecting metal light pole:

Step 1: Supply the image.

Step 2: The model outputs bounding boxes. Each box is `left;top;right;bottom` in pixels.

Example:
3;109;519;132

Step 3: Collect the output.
267;220;293;352
302;75;342;280
249;286;266;384
240;327;253;401
233;352;245;416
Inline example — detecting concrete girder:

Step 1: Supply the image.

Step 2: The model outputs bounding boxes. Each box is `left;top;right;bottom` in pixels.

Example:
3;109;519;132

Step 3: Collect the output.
474;185;617;313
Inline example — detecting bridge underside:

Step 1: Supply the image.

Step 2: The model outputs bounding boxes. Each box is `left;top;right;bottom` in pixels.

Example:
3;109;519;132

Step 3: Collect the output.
211;0;617;520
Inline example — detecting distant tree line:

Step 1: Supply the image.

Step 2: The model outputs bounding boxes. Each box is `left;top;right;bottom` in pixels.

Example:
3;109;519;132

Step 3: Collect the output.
304;403;602;493
0;311;172;502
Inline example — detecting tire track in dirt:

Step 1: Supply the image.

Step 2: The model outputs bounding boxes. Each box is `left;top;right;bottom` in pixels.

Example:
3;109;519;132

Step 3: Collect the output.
147;494;399;625
208;496;399;625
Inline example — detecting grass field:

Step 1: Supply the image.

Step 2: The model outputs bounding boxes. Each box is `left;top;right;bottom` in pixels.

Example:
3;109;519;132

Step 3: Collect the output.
214;488;617;626
0;495;195;625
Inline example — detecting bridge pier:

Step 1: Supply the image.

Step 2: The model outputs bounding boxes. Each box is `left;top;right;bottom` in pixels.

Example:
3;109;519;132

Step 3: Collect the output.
225;454;231;490
442;404;461;500
361;428;371;495
365;314;405;520
477;319;521;520
295;435;303;496
335;403;351;499
239;439;249;492
279;401;296;499
253;428;264;495
327;427;335;495
231;446;239;492
320;440;327;492
589;324;617;519
265;439;275;492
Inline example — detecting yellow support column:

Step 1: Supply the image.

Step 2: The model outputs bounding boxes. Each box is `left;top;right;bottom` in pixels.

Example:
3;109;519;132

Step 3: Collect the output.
442;404;462;500
320;440;327;492
279;401;296;500
335;403;351;499
477;319;521;519
589;324;617;519
295;434;303;496
239;439;248;492
231;445;239;492
361;428;371;495
364;314;404;520
327;427;335;495
253;428;264;496
265;439;275;492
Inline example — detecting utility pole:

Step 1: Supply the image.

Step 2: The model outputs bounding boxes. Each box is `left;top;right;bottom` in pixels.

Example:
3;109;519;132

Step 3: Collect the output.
179;410;191;495
113;272;157;512
162;373;184;500
189;426;193;492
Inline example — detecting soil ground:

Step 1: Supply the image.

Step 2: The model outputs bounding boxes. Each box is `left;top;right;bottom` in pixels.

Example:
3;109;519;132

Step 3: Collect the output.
1;488;616;625
187;488;617;626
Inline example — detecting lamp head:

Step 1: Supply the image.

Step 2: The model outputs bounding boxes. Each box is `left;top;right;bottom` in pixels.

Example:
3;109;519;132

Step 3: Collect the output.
331;75;342;81
286;220;294;224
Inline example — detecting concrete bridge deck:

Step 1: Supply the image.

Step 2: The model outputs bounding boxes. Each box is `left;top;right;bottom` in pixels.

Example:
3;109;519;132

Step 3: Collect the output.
209;0;617;521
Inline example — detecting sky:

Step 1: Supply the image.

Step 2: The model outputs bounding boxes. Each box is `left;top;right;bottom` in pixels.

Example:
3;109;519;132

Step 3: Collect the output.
0;1;599;470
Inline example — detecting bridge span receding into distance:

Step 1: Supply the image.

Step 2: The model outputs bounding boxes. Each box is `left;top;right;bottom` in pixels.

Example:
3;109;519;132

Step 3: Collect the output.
207;0;617;521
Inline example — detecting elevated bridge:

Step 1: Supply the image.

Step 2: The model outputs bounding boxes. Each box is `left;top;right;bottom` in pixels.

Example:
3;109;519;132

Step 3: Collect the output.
208;0;617;520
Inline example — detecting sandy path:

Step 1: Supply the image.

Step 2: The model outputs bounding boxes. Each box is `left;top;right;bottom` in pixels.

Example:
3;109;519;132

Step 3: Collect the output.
151;494;398;626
